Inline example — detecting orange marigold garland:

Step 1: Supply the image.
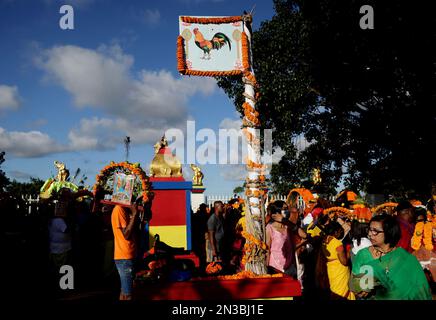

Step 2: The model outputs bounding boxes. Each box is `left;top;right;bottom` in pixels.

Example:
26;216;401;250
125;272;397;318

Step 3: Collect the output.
206;261;223;275
243;71;258;88
241;231;268;266
242;102;260;126
371;202;398;215
180;16;243;24
323;206;352;218
241;32;250;70
245;189;265;197
217;271;283;280
93;161;150;203
177;36;186;73
246;159;265;170
412;222;434;251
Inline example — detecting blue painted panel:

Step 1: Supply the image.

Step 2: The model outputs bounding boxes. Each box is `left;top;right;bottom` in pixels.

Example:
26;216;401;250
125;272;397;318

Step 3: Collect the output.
151;181;193;190
186;190;192;250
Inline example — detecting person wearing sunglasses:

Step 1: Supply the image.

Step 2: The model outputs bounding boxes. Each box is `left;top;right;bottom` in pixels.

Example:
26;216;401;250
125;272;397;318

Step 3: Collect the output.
350;214;431;300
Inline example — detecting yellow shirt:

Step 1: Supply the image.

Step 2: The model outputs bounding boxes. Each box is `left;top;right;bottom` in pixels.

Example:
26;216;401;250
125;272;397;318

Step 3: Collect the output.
306;222;322;237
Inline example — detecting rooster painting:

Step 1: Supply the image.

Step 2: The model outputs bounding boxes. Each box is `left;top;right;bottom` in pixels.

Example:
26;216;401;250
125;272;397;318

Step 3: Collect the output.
193;28;232;60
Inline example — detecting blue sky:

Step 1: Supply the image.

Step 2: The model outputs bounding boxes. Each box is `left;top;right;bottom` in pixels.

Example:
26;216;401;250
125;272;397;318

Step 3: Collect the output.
0;0;278;196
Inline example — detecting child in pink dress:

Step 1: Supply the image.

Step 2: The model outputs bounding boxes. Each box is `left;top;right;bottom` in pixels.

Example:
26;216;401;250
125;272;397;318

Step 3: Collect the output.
266;202;295;273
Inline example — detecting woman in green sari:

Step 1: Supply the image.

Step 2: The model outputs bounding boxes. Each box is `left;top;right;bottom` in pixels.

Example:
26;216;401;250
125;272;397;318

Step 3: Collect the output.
350;214;431;300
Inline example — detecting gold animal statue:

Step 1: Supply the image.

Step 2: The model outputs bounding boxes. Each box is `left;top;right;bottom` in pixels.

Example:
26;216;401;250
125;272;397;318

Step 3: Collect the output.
40;161;77;199
190;164;204;186
54;160;69;182
150;136;182;177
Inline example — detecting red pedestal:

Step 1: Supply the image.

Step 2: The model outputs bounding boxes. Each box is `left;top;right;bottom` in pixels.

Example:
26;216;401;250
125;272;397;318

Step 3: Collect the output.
147;177;193;250
134;276;301;300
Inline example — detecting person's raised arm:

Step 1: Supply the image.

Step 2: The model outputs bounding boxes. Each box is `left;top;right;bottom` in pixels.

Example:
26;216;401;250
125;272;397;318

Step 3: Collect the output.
336;244;348;266
121;204;139;240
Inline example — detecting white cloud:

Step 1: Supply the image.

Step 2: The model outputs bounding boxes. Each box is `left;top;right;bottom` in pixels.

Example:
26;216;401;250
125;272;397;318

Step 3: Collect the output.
0;127;66;158
143;9;161;26
219;164;246;181
219;117;242;130
68;117;166;151
35;44;217;151
0;85;21;111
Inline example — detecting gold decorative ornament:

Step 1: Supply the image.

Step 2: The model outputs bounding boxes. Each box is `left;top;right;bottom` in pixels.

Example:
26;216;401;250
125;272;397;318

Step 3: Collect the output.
150;136;182;177
190;164;204;186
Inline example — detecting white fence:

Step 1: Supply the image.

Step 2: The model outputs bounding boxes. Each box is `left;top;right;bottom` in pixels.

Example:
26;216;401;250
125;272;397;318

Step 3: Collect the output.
205;194;287;207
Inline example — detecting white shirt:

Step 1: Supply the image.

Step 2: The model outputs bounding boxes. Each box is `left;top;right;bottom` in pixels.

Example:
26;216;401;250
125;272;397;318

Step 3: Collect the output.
48;217;72;254
351;237;372;255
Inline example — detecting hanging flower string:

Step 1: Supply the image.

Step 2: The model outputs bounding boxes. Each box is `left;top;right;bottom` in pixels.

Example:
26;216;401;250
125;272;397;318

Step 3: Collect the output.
245;189;266;197
241;32;250;70
217;270;283;280
371;202;398;215
93;161;150;203
177;36;186;73
411;221;434;251
323;206;352;218
241;231;268;266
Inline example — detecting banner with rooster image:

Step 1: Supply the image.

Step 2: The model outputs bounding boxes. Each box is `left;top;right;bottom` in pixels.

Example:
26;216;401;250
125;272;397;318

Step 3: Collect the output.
177;16;250;76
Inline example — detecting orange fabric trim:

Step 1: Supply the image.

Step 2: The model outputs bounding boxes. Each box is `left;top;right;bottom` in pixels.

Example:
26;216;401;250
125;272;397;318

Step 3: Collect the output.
180;16;242;24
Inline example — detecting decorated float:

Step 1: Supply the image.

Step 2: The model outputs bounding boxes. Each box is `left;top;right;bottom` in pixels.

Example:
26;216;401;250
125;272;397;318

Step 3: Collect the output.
129;12;302;300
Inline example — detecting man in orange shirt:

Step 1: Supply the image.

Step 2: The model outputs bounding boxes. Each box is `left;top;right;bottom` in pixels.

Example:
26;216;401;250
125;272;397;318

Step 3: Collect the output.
111;204;140;300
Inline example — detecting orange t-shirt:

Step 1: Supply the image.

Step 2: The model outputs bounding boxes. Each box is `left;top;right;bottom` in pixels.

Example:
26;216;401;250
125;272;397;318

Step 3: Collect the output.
111;205;136;260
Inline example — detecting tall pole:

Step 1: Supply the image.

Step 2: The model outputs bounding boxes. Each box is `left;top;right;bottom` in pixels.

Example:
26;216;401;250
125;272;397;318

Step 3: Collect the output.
124;136;131;162
241;13;268;275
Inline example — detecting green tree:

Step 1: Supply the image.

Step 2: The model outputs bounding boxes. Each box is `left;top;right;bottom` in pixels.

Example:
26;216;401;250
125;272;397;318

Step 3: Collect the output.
6;177;45;196
218;0;435;199
233;186;245;194
0;151;10;192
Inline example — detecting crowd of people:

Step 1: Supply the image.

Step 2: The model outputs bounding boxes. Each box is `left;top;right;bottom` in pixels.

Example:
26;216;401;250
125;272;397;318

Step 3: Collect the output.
189;195;435;300
3;185;435;301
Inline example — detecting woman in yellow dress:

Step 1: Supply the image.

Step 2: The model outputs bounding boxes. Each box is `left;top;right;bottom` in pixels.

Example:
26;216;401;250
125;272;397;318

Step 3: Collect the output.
321;221;355;300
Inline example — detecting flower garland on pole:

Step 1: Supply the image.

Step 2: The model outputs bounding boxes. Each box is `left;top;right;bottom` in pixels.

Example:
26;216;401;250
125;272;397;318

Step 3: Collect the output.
176;13;268;274
239;13;269;275
92;161;151;204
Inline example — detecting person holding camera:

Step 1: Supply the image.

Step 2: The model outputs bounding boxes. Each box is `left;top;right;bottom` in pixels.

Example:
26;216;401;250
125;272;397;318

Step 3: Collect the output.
265;201;296;276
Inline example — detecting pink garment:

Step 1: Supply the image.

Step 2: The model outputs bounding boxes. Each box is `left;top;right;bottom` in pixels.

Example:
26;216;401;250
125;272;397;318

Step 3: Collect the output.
267;223;294;272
